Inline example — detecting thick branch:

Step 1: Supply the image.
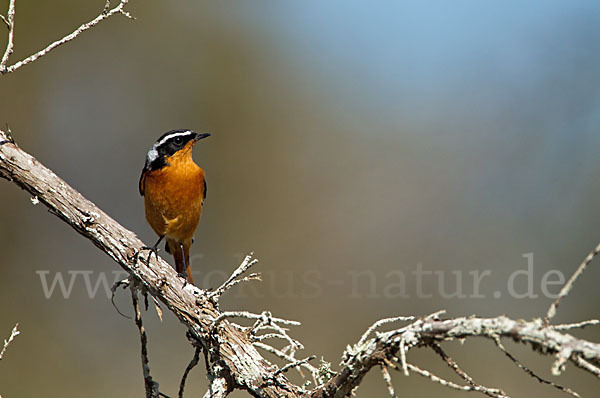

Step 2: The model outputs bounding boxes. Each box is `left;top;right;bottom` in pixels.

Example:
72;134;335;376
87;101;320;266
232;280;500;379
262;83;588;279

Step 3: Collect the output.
0;130;301;397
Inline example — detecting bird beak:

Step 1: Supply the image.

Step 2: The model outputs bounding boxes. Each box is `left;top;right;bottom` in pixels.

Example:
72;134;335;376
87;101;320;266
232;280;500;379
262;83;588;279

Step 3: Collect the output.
193;132;211;142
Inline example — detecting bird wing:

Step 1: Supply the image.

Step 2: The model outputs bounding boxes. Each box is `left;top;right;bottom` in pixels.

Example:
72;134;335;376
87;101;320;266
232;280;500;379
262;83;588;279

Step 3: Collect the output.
139;168;147;196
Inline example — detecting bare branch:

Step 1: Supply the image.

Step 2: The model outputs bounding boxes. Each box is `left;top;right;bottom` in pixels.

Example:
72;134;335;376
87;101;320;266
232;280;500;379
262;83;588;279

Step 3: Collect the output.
380;365;396;398
550;319;600;331
254;342;320;381
572;354;600;377
0;0;15;72
213;310;301;330
429;343;506;398
357;315;415;346
493;336;579;397
405;363;510;397
0;323;19;361
208;253;259;300
545;241;600;324
310;314;600;397
273;356;317;376
131;287;162;397
179;347;201;398
0;0;134;75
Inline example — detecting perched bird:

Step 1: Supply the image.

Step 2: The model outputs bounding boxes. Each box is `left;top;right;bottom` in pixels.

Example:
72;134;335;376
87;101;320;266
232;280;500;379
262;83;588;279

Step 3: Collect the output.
139;129;210;284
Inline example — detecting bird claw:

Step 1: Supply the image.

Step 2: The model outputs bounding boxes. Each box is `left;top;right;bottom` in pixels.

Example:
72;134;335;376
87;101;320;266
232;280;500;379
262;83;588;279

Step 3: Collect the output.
177;272;189;287
139;245;160;266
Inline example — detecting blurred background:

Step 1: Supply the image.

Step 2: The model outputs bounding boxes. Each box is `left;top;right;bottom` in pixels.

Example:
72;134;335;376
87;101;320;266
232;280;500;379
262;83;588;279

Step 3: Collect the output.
1;0;600;396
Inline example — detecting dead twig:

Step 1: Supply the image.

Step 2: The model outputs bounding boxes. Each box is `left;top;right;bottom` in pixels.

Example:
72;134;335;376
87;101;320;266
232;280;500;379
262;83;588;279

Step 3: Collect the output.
0;323;19;361
0;0;15;73
208;253;260;300
131;287;162;398
380;365;396;398
1;0;134;75
545;241;600;325
179;347;201;398
429;343;506;398
493;336;579;397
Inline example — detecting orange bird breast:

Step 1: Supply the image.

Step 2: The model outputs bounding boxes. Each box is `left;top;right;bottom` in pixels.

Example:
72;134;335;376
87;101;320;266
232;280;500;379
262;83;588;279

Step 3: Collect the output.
142;153;205;243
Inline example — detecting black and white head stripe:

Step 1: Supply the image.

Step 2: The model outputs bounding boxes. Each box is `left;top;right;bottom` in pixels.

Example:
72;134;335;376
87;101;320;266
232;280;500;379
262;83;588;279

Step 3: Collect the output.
144;129;208;170
155;129;197;148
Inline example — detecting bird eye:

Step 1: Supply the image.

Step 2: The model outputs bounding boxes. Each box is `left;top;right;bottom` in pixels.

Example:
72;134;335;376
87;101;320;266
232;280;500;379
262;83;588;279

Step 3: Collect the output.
173;137;183;145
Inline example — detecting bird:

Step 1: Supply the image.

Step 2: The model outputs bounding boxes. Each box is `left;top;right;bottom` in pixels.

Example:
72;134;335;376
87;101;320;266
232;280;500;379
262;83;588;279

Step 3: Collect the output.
138;129;210;284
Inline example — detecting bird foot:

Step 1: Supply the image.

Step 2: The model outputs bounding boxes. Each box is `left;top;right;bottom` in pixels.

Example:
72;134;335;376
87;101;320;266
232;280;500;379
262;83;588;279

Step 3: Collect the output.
139;244;160;266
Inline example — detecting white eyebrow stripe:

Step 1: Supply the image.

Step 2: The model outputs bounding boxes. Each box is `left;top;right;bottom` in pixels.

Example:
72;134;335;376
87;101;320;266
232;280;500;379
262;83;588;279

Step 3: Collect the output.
155;130;194;147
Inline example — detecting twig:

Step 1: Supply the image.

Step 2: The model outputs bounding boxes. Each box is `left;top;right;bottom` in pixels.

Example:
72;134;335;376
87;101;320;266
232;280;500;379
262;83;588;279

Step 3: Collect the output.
0;0;15;72
357;315;415;346
550;319;600;331
111;278;132;319
212;310;301;329
545;240;600;324
380;365;396;398
250;315;304;356
254;342;320;378
274;356;317;376
399;335;409;376
572;354;600;377
179;347;201;398
0;123;14;147
493;336;579;397
429;343;506;398
405;363;510;397
208;253;259;300
0;323;19;360
131;287;161;398
0;0;134;75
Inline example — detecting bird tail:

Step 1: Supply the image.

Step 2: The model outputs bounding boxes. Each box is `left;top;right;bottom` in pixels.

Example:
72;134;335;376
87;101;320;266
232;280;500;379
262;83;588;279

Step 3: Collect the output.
167;239;193;283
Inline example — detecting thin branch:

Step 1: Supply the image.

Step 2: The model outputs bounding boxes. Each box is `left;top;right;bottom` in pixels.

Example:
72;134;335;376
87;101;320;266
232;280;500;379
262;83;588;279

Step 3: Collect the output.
0;0;15;72
254;342;320;379
212;310;301;330
273;356;317;376
545;240;600;324
111;277;132;319
179;347;201;398
131;287;162;398
208;253;259;300
493;336;579;398
357;315;415;346
429;343;506;398
550;319;600;331
0;0;133;75
0;323;19;360
380;365;396;398
572;354;600;377
405;363;510;397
